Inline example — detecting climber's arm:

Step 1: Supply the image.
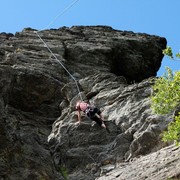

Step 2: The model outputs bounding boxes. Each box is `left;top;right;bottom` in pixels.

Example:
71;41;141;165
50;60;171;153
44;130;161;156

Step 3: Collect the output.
76;110;81;123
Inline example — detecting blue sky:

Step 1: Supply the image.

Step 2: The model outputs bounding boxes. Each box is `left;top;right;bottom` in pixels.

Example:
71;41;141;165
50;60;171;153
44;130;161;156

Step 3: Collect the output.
0;0;180;76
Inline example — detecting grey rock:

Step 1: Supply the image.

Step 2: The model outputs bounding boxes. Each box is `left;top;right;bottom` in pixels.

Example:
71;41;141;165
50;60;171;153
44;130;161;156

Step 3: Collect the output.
0;26;177;180
96;145;180;180
48;74;173;179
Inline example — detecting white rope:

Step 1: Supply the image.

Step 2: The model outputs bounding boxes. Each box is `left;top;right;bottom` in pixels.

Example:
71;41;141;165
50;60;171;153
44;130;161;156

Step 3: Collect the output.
34;0;83;101
44;0;80;30
35;31;83;101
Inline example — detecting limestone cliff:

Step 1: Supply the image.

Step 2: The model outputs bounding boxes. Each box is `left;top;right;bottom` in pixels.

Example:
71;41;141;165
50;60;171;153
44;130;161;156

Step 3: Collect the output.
0;26;179;180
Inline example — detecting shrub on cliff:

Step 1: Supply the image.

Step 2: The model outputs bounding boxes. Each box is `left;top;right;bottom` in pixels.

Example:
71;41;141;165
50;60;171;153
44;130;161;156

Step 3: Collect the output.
163;46;180;60
151;67;180;145
162;113;180;146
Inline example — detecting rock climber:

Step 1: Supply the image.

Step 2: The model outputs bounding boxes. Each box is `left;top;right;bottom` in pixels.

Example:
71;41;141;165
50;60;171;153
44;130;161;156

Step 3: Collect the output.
75;100;107;129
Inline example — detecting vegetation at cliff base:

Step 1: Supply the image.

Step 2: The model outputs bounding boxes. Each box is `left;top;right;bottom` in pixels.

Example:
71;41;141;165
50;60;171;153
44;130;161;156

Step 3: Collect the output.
151;67;180;145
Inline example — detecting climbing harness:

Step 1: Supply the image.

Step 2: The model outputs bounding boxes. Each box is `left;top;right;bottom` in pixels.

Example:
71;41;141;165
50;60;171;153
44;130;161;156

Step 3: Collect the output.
34;0;83;101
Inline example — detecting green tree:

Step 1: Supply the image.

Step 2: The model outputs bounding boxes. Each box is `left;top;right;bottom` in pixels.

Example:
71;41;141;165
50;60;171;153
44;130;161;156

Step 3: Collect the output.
162;113;180;146
151;67;180;145
163;46;180;60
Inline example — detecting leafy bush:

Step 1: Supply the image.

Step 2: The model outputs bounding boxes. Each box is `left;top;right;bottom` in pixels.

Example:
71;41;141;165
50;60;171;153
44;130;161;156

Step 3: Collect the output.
163;46;180;59
151;67;180;114
162;113;180;146
151;67;180;145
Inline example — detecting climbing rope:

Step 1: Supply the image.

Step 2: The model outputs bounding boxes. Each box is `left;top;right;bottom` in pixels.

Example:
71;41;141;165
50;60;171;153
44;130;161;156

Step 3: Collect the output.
34;0;83;101
35;31;83;101
44;0;80;30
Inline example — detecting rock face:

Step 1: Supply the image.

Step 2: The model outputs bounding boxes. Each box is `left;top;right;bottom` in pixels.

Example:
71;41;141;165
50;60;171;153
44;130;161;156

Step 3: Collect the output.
97;145;180;180
1;26;179;180
48;75;175;180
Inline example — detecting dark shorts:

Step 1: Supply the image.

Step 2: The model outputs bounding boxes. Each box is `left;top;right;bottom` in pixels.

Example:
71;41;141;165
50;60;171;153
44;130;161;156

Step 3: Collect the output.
85;107;102;126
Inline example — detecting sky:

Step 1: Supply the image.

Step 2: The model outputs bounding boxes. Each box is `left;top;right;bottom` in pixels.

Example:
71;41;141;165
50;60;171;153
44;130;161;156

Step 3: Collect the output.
0;0;180;76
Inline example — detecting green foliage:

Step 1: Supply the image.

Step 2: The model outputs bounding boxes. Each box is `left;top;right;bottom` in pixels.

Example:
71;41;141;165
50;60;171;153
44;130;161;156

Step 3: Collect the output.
163;46;173;59
58;166;68;180
162;113;180;146
176;52;180;58
151;67;180;114
163;46;180;60
151;67;180;145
